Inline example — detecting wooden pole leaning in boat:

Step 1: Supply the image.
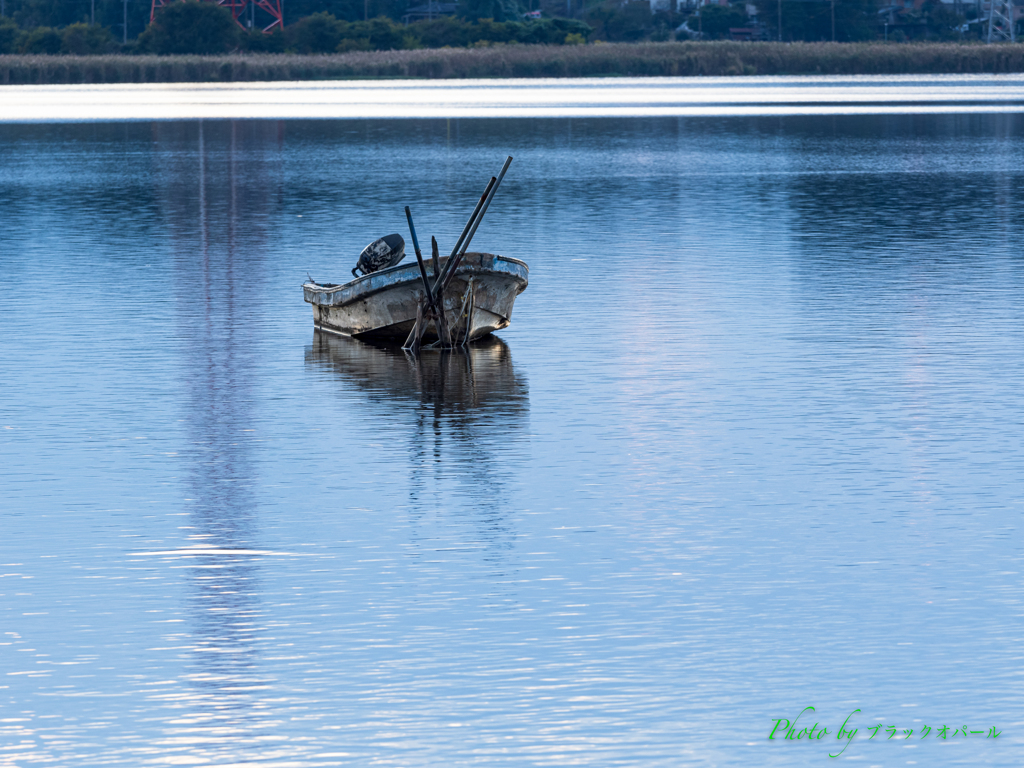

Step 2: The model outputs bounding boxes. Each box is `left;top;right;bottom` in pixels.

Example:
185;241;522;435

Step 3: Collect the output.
402;206;430;353
435;155;513;301
405;174;495;353
426;157;511;349
406;155;512;353
432;174;496;296
404;207;435;311
401;176;493;354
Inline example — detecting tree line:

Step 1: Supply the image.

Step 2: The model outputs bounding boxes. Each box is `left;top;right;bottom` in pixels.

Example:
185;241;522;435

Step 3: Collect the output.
0;1;594;53
0;0;1019;55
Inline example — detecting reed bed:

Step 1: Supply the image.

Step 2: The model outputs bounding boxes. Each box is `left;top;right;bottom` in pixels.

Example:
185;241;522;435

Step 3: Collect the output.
2;42;1024;84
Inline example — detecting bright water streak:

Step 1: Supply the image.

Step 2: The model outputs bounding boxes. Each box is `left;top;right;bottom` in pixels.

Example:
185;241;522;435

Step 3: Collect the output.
2;74;1024;121
1;105;1023;767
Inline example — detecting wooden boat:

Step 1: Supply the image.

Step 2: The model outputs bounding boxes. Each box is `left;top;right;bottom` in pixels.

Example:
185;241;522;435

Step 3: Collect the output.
307;156;524;348
302;252;528;342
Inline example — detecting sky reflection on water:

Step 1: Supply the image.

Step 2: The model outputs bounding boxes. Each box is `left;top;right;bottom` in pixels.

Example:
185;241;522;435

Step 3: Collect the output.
1;111;1023;766
3;75;1024;121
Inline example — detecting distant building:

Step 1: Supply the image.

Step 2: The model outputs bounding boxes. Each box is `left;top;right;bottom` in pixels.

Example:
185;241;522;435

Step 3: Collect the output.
879;0;1020;40
402;1;458;24
729;26;758;40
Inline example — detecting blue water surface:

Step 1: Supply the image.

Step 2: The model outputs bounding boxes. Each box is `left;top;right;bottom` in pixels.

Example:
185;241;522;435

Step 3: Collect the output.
1;112;1023;766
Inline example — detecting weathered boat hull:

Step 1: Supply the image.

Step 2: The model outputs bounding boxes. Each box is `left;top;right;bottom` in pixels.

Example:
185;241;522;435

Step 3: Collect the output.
303;253;528;341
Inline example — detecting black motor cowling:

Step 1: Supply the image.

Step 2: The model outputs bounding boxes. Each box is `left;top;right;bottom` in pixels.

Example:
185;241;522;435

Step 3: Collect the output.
352;234;405;278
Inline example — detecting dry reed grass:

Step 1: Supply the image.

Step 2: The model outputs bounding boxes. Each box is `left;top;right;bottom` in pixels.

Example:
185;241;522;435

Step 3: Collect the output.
2;42;1024;84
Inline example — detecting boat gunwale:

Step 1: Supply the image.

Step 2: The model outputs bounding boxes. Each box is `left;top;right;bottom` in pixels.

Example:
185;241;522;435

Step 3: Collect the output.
303;253;528;308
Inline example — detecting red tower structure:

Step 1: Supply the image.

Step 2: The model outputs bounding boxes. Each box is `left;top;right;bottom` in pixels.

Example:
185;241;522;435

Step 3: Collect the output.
150;0;284;32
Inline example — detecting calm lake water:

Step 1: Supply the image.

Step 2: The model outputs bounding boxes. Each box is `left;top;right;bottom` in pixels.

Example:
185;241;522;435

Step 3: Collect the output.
2;85;1023;767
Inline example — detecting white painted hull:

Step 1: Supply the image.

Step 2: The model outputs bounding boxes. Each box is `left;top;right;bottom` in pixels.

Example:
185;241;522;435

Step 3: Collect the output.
303;253;528;341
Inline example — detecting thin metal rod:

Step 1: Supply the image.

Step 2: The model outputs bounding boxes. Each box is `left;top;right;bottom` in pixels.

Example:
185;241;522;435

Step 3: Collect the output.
403;301;424;353
454;284;472;346
462;282;474;347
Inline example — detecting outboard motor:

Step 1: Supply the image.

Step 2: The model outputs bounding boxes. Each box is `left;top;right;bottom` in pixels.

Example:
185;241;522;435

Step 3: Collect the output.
352;234;405;278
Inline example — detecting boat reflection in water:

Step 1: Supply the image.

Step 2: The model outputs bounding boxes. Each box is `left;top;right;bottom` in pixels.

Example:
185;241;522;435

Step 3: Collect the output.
308;331;526;411
306;332;530;538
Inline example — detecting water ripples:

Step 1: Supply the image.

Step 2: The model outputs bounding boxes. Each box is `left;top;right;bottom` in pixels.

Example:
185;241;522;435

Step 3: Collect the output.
1;110;1023;766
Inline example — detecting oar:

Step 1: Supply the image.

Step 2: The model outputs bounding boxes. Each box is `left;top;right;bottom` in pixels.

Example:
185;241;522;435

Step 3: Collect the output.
436;155;512;299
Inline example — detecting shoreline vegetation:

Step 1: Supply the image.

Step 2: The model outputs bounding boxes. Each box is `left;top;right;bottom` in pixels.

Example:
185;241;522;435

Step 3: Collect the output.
3;42;1024;84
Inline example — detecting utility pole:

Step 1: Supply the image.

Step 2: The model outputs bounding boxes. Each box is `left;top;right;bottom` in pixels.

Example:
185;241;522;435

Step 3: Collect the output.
987;0;1016;41
778;0;782;41
91;0;95;24
831;0;835;41
123;0;128;44
150;0;283;31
